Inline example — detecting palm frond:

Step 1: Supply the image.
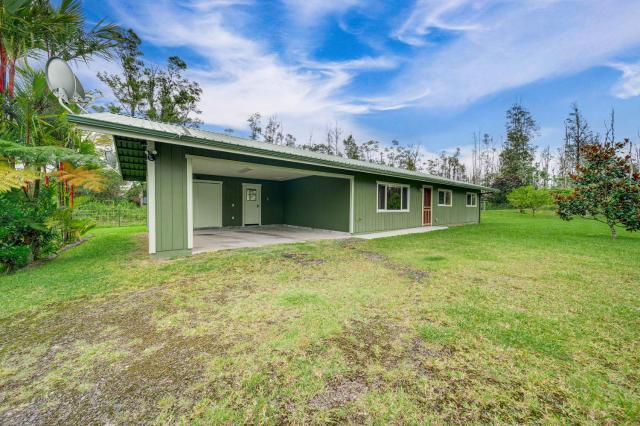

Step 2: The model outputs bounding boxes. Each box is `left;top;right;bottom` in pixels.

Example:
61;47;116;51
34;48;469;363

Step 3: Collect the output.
54;162;107;192
0;161;39;192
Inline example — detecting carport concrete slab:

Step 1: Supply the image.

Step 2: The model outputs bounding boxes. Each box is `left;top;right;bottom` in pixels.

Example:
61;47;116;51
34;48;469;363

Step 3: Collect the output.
193;225;350;254
356;226;448;240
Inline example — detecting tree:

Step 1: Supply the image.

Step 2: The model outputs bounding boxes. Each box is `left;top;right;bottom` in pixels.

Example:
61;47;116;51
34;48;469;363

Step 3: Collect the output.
360;140;379;163
284;133;296;147
495;103;538;201
556;140;640;239
0;0;117;269
324;122;342;156
427;148;467;181
262;115;284;144
96;29;146;117
0;0;119;96
343;134;360;160
98;31;202;127
564;103;596;171
247;113;262;140
507;186;552;215
398;144;421;171
537;146;552;188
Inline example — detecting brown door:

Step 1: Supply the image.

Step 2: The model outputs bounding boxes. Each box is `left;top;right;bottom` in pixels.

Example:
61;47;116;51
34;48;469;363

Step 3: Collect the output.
423;188;432;226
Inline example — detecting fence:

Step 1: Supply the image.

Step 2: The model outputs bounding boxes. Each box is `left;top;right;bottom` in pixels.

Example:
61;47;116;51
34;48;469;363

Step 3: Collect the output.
73;203;147;227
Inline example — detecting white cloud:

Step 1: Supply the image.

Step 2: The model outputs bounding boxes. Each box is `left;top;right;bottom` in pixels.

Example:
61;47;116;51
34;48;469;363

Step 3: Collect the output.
281;0;363;27
393;0;483;46
77;0;640;155
610;61;640;99
386;0;640;109
103;0;383;141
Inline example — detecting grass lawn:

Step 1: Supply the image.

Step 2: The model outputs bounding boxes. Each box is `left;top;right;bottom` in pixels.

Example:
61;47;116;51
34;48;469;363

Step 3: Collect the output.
0;211;638;424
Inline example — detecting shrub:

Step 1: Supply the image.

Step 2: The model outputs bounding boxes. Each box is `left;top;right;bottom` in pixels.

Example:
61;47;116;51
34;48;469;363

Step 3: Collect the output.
507;186;553;215
0;187;59;272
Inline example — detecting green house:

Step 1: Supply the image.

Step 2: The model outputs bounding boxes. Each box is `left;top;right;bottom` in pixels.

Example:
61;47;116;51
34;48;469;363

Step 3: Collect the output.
69;113;494;257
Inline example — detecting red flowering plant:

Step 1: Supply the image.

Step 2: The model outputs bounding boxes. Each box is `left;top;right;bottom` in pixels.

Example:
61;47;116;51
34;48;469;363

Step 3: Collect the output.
555;139;640;239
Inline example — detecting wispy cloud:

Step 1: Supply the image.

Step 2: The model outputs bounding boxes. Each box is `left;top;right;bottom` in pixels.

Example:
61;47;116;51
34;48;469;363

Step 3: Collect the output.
104;0;383;140
83;0;640;152
385;0;640;109
609;61;640;99
393;0;483;46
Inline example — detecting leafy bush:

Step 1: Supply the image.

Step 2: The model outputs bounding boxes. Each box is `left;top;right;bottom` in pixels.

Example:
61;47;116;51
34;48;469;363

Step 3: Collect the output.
0;187;59;272
507;186;553;215
48;208;96;244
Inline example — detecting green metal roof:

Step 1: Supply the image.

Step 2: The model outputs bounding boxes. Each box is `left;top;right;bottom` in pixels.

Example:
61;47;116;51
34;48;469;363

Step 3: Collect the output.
113;136;146;181
69;112;496;191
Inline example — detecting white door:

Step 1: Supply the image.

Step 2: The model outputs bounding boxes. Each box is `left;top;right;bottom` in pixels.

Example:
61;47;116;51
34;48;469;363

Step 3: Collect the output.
194;181;222;228
242;184;261;226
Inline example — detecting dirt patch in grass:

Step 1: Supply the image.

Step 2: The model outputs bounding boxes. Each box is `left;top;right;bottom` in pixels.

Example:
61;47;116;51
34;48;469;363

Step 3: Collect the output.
338;239;430;282
308;376;367;409
0;282;244;425
281;252;326;266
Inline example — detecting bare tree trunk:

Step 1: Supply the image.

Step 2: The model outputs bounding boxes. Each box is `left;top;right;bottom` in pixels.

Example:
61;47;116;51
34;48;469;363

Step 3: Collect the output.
0;43;6;94
609;223;617;240
8;60;16;97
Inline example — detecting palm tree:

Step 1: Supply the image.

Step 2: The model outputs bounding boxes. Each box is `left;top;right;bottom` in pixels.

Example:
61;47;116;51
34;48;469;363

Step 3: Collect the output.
0;0;120;96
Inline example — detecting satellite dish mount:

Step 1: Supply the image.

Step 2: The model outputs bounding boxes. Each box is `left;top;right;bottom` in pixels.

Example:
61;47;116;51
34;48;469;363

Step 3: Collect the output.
45;57;90;114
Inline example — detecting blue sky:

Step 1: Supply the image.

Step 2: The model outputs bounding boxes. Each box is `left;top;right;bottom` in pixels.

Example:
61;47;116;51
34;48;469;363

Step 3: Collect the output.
77;0;640;166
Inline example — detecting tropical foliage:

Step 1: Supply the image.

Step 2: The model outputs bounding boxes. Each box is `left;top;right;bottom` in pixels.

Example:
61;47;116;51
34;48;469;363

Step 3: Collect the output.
556;140;640;239
0;0;120;272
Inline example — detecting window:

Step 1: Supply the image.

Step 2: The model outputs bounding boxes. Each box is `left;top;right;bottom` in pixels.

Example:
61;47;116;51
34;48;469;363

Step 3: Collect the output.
377;183;410;212
246;188;257;201
466;192;477;207
438;189;452;206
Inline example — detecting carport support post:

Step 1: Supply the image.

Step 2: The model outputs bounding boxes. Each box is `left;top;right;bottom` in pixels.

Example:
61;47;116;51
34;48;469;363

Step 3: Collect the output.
186;155;193;250
147;141;156;254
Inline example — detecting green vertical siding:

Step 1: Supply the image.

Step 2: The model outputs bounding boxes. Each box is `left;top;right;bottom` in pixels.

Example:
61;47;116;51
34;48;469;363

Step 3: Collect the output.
284;176;350;232
154;143;188;253
149;143;482;256
432;186;480;226
352;177;480;233
353;174;422;233
193;174;284;226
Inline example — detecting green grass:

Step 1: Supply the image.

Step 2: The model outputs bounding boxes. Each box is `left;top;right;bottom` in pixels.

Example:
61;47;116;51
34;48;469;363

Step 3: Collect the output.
0;211;638;424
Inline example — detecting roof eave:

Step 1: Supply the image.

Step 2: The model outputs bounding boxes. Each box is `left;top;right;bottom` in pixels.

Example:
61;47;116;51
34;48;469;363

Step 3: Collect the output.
69;114;496;192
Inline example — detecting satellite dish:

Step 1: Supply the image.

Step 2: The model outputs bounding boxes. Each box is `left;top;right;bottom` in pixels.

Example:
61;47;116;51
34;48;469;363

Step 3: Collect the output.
45;57;88;113
73;75;86;102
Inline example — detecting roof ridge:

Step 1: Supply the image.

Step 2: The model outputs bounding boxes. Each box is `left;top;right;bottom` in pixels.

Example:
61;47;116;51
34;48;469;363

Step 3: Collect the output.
72;112;495;191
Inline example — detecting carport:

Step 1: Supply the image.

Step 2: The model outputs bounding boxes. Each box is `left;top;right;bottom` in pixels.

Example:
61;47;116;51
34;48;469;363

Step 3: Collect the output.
186;155;353;254
193;225;349;254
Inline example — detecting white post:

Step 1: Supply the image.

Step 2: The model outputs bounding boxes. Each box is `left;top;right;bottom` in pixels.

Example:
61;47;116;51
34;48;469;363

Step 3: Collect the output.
349;176;355;234
186;155;193;249
147;141;156;254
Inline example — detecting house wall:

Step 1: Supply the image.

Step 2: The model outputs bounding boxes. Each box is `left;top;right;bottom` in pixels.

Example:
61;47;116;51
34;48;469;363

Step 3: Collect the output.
431;185;481;226
193;174;284;226
351;175;480;233
284;176;350;232
154;143;189;256
150;142;481;257
352;174;422;233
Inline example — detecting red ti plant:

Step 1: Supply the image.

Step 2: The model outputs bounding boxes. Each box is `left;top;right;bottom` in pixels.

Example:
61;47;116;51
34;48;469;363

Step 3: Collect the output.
555;139;640;239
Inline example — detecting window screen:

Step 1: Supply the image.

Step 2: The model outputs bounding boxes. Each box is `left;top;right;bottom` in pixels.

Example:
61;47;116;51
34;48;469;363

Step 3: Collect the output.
401;187;408;210
466;193;477;206
377;183;409;212
386;186;402;210
378;184;386;210
438;190;452;206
